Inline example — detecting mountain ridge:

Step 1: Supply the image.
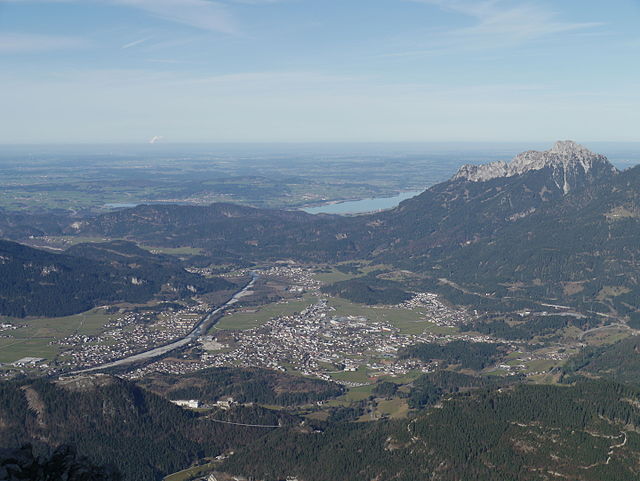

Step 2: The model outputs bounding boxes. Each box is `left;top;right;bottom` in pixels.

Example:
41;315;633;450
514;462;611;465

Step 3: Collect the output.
4;141;638;318
452;140;617;194
0;239;234;317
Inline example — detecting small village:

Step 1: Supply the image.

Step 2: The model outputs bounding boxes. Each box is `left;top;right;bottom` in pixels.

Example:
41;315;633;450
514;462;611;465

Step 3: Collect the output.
51;302;210;371
123;268;516;384
2;265;564;385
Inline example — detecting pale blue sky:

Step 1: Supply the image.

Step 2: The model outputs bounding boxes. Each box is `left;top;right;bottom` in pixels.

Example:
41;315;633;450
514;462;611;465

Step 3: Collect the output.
1;0;639;143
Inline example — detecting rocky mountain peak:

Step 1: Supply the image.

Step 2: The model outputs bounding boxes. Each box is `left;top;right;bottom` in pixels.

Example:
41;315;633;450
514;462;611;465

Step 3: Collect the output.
453;141;617;193
549;140;591;155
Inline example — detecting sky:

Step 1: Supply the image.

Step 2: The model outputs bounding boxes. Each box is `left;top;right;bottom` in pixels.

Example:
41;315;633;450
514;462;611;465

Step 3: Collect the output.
1;0;640;143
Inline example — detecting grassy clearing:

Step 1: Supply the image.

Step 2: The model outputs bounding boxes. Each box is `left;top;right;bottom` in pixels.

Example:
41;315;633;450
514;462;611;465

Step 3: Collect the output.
329;366;373;384
312;263;389;284
377;398;410;419
212;296;317;331
387;316;457;336
0;309;115;363
313;269;360;284
581;326;631;346
597;285;631;301
484;369;510;377
524;359;558;373
0;337;59;363
8;309;114;340
343;384;375;402
305;410;330;421
504;351;525;360
326;296;458;335
529;372;564;385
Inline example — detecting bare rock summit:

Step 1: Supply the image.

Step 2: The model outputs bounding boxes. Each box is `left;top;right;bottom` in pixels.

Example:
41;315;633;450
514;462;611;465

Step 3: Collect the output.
453;141;617;193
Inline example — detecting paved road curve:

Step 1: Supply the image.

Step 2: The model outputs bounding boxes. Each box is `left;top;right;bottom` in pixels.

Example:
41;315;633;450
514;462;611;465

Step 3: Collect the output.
74;274;258;374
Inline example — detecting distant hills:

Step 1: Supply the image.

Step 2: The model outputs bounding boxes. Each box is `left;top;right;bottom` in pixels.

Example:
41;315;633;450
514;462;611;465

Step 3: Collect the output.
3;141;638;319
50;141;637;320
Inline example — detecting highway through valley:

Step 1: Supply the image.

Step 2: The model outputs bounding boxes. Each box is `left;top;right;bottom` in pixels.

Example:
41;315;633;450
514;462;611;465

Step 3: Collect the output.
73;274;258;374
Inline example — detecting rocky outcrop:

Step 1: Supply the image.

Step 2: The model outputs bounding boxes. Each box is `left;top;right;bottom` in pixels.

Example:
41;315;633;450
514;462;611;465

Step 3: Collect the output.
0;444;121;481
453;160;509;182
453;141;617;193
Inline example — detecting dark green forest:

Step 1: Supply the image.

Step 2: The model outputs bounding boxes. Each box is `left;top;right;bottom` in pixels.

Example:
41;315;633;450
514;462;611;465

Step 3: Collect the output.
561;336;640;385
0;375;293;481
400;340;508;370
223;380;640;481
4;373;640;481
0;240;233;317
138;367;344;406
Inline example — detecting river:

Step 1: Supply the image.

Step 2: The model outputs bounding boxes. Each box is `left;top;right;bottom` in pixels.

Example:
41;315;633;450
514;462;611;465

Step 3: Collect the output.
74;274;258;374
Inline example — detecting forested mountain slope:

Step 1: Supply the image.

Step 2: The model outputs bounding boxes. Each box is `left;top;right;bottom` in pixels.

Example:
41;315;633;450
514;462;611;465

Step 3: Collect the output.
0;374;296;481
67;203;364;262
562;336;640;385
0;208;69;240
419;163;640;316
69;142;617;261
0;240;233;317
222;380;640;481
2;374;639;481
138;367;344;406
64;142;640;316
0;444;121;481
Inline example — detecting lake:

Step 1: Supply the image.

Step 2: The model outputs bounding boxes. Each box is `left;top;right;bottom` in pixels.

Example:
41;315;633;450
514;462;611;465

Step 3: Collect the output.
301;190;423;215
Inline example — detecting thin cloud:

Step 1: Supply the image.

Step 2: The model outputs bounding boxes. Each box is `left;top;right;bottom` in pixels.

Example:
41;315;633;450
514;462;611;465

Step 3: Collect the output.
146;58;193;64
226;0;285;4
0;0;238;34
0;33;86;53
108;0;236;34
398;0;602;55
122;36;152;49
455;2;601;39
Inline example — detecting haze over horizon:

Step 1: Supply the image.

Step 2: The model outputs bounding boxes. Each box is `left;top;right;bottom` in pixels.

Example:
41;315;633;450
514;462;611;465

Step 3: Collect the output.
1;0;640;144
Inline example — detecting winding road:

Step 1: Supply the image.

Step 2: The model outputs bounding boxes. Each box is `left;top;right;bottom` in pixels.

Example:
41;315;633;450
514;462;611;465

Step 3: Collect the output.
74;274;258;374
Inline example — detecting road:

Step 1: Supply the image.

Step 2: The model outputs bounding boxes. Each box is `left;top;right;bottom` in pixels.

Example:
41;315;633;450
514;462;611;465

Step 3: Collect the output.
74;274;258;374
578;322;638;341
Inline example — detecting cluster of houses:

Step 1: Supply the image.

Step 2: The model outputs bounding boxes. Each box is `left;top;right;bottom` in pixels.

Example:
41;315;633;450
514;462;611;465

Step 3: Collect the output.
53;303;209;370
396;292;470;327
1;264;542;386
124;291;509;383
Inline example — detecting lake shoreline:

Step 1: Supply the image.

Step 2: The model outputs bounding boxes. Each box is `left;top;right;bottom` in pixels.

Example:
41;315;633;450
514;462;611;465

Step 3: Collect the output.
300;190;423;215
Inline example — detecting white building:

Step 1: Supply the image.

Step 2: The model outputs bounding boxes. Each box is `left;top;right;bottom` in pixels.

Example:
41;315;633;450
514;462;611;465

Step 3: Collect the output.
171;399;200;409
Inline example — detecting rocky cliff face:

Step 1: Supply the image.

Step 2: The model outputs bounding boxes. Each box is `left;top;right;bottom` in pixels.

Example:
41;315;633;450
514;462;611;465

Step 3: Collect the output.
0;444;121;481
453;141;617;193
